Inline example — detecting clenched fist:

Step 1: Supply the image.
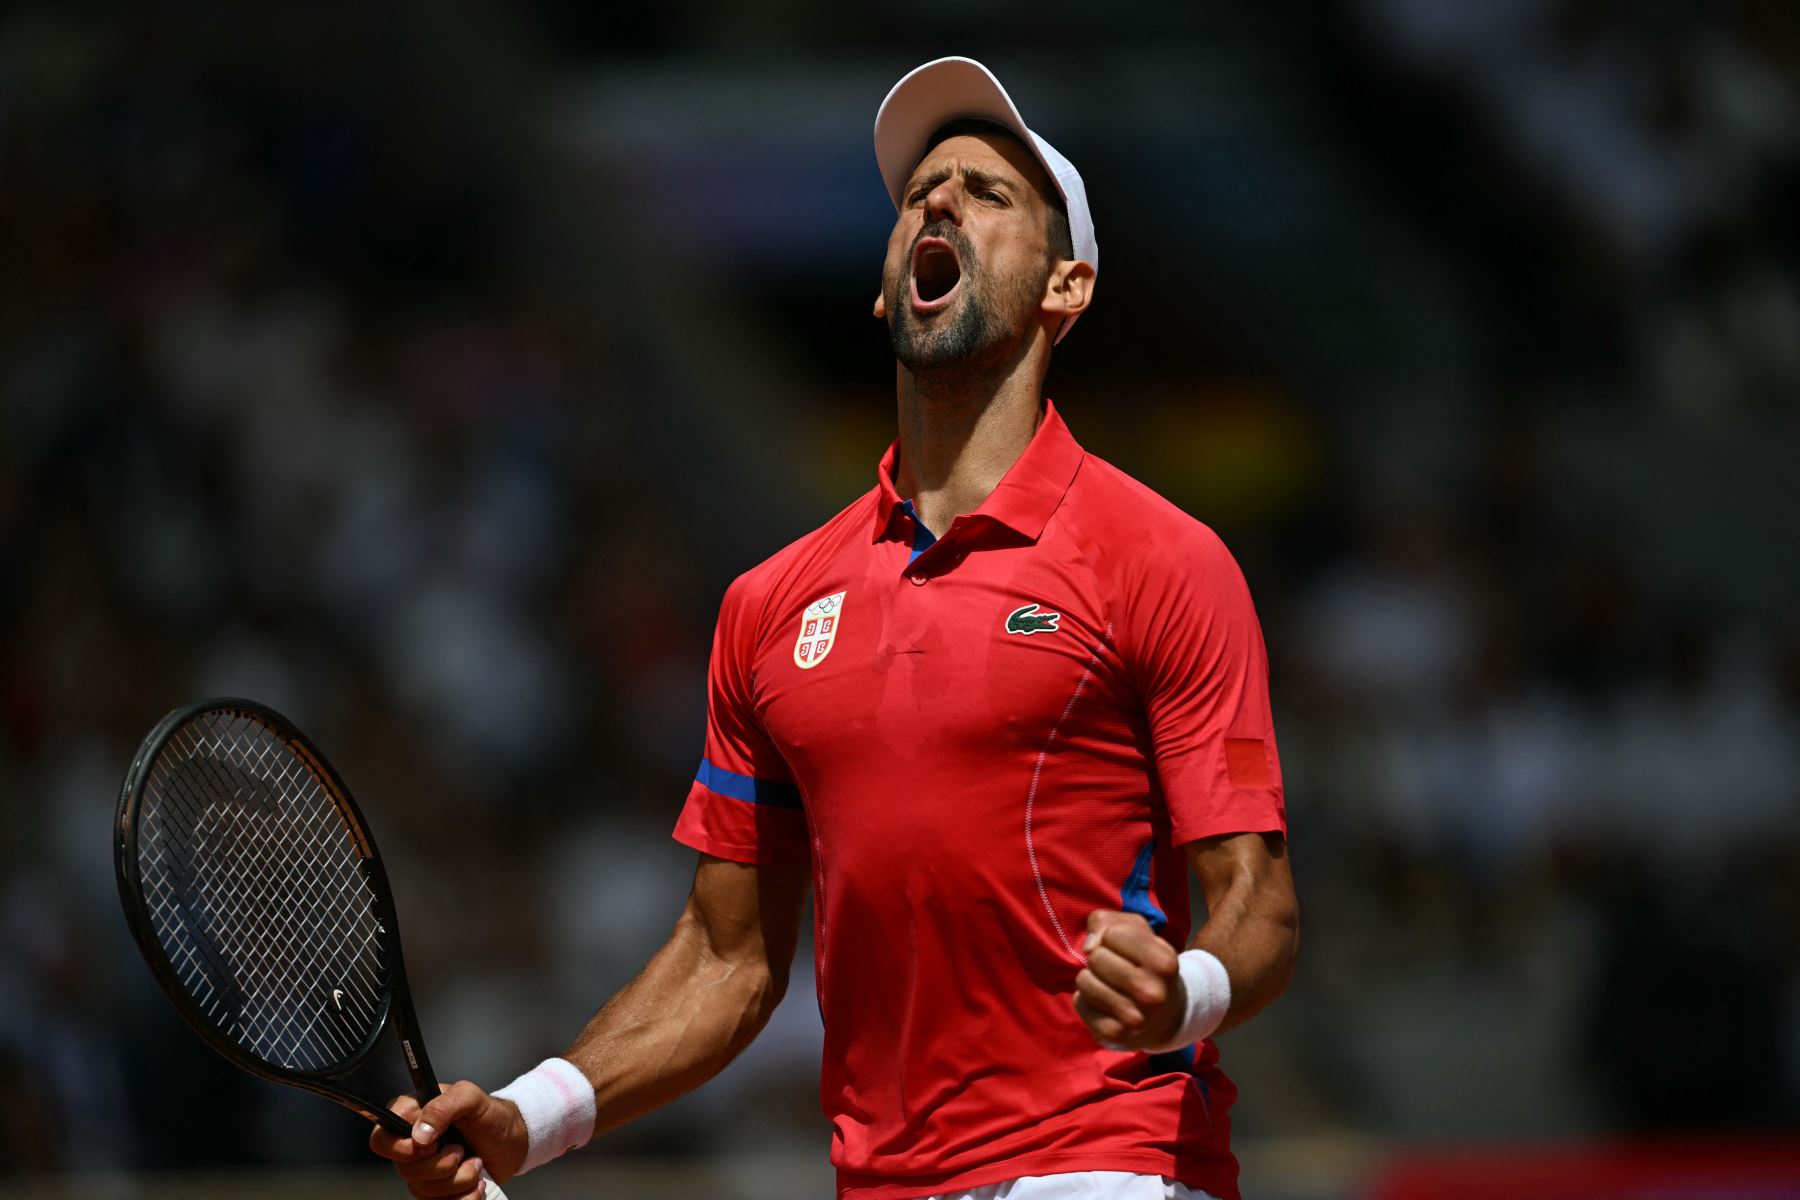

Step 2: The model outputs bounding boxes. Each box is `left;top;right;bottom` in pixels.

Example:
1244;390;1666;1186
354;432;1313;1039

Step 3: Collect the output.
1072;909;1185;1050
369;1081;527;1200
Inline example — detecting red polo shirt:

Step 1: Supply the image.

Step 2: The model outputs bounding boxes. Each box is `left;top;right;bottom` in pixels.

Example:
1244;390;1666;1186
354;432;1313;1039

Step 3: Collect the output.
673;400;1285;1200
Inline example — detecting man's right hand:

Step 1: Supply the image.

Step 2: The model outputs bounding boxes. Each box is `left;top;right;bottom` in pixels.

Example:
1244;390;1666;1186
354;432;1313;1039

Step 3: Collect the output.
370;1081;528;1199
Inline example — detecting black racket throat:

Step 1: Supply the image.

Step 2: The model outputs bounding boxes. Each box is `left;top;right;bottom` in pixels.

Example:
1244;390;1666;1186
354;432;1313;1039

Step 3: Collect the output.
115;698;445;1141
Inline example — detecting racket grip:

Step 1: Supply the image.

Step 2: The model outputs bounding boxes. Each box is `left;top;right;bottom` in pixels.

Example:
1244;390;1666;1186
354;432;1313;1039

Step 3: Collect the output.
436;1127;514;1198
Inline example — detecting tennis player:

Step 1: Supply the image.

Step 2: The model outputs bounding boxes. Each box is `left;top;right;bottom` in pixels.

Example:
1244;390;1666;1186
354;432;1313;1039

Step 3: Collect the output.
372;56;1298;1200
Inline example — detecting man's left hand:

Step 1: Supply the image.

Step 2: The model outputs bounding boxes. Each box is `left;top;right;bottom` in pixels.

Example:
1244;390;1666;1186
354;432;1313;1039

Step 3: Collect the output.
1072;909;1185;1050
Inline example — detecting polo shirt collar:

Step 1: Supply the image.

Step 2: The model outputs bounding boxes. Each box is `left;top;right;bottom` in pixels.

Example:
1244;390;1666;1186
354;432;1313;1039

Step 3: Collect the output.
872;399;1085;545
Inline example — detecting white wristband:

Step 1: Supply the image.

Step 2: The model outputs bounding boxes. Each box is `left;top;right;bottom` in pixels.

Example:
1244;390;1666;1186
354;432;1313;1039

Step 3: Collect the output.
1156;949;1232;1051
1106;949;1232;1054
492;1057;595;1175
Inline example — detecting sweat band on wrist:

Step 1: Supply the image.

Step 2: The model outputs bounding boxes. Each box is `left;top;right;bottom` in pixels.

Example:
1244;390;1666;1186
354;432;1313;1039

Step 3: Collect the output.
1106;949;1232;1054
1152;948;1232;1052
492;1057;595;1174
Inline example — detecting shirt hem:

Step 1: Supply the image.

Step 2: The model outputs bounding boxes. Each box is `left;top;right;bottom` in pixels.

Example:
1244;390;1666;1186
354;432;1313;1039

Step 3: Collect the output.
835;1149;1237;1200
1167;813;1286;848
670;828;809;868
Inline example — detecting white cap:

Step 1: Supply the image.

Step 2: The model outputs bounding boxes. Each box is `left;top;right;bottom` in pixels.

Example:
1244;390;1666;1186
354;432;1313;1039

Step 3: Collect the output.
873;56;1097;344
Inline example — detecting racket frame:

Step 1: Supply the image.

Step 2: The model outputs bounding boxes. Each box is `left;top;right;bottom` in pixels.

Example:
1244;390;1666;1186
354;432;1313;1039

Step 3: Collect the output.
115;697;440;1138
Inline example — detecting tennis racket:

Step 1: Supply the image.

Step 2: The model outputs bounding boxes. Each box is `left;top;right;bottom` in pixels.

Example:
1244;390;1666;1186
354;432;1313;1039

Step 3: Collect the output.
114;697;513;1198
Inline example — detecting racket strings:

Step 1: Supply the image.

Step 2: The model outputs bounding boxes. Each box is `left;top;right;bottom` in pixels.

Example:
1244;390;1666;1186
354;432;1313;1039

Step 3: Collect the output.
176;716;387;1048
137;710;388;1073
153;718;385;1064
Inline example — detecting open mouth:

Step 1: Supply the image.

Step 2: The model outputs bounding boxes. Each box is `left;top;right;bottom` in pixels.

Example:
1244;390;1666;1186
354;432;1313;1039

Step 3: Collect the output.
910;237;962;312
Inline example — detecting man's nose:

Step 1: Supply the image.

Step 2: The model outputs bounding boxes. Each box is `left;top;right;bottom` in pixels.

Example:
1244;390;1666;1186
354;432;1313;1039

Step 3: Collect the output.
924;179;962;225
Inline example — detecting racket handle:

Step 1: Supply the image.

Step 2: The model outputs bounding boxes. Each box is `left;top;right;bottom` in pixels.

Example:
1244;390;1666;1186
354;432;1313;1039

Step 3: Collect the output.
436;1127;514;1198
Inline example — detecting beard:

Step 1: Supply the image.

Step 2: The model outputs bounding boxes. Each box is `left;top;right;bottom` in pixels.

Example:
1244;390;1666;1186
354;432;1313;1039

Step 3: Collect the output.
885;223;1045;370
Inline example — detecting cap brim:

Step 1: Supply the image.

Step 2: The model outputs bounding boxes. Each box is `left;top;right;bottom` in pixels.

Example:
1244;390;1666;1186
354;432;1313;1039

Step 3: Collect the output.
874;57;1069;214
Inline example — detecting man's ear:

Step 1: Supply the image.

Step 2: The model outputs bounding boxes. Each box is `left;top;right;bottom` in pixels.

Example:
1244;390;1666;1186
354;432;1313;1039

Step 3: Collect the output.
1041;259;1096;323
873;291;886;318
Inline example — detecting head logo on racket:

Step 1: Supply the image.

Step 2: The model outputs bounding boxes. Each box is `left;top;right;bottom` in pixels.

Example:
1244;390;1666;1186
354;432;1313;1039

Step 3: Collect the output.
794;591;847;669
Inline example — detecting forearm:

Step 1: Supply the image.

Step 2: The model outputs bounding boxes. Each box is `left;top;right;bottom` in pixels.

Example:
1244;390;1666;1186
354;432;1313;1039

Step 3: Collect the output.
1189;867;1298;1034
563;911;786;1135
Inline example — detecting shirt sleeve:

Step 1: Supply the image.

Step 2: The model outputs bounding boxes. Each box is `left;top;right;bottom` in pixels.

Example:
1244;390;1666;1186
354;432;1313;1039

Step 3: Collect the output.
672;572;811;867
1126;522;1286;846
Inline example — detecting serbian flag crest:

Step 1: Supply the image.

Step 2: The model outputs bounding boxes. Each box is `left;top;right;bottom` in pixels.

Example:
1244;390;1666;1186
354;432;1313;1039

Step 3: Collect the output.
793;591;846;670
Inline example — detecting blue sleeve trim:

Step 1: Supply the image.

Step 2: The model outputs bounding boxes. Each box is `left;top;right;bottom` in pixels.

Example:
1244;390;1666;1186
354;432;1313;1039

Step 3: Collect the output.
696;758;803;810
1120;840;1168;932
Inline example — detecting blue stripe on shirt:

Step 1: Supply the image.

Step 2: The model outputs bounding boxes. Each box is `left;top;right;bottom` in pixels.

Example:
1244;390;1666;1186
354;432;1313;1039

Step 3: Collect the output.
1120;839;1169;931
696;758;803;810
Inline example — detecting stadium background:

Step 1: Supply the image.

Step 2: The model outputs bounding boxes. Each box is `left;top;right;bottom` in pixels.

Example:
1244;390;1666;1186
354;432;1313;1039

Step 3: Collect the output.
2;1;1796;1196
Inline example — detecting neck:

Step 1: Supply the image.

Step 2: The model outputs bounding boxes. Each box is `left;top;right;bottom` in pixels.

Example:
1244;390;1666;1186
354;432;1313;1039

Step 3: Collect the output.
892;334;1049;535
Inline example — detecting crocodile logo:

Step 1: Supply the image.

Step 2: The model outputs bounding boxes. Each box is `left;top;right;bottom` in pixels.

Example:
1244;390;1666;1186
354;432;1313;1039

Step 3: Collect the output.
1005;603;1062;636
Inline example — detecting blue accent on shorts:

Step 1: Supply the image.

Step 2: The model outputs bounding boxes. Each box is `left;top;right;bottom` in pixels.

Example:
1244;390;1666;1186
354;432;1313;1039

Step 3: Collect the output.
899;499;937;564
1148;1044;1198;1074
1120;840;1168;932
695;759;802;810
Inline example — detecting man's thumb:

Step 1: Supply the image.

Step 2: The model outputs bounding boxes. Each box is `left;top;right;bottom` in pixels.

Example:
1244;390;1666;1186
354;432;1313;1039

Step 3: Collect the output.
411;1081;482;1145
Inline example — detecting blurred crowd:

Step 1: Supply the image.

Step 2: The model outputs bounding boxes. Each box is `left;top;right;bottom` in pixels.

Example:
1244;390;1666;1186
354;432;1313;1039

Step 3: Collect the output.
1;0;1795;1188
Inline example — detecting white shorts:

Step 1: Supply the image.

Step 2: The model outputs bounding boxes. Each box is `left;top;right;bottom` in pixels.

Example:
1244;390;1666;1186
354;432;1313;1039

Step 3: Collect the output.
926;1172;1221;1200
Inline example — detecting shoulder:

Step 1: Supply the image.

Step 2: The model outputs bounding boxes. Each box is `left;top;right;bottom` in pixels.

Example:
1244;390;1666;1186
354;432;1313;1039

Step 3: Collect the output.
1061;453;1267;680
1060;451;1243;590
718;485;881;623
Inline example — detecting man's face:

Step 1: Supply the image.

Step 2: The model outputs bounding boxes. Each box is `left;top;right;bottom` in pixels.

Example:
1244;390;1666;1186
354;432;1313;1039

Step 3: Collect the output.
880;132;1060;370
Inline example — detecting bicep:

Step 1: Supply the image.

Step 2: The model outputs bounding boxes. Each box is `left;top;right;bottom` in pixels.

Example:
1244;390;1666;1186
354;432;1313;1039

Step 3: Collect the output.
684;853;810;986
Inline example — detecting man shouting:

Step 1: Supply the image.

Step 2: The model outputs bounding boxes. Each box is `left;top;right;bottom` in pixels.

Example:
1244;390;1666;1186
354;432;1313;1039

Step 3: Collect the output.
373;55;1299;1200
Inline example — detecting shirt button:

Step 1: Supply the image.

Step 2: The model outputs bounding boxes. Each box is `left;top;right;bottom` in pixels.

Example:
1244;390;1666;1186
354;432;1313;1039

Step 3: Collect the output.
910;573;929;585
